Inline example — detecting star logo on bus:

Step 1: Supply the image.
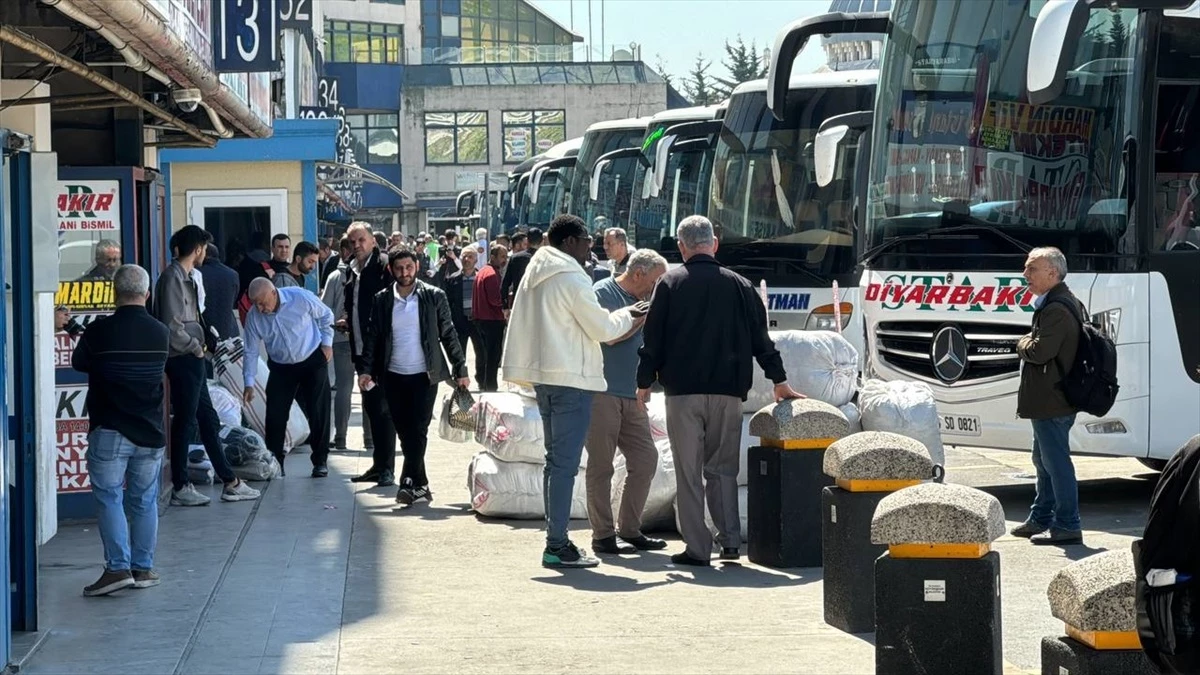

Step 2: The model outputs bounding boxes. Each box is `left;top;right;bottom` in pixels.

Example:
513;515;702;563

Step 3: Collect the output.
931;325;968;384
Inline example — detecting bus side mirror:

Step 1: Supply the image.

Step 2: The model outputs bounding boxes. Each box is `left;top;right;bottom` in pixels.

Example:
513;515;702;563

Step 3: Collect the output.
1027;0;1089;105
815;125;850;188
652;135;677;196
589;159;611;202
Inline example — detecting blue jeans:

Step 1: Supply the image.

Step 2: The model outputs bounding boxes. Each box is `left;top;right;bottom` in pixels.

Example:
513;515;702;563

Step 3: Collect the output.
1029;414;1080;531
534;385;594;550
86;429;165;572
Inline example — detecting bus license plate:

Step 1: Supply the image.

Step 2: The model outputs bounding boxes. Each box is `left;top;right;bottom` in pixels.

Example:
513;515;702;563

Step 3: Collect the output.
939;414;981;437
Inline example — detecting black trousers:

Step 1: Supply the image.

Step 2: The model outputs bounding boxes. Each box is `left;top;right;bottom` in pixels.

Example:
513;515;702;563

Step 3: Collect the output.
166;354;237;491
383;372;439;487
474;319;506;392
454;318;481;384
266;348;331;468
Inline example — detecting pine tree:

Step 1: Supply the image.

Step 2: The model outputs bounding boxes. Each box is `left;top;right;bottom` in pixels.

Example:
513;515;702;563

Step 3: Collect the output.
683;54;718;106
654;53;674;89
714;36;768;97
1108;12;1128;56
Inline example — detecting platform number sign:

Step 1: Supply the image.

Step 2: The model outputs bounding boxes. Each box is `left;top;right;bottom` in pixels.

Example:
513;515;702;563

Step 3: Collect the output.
213;0;282;72
278;0;313;30
307;77;362;211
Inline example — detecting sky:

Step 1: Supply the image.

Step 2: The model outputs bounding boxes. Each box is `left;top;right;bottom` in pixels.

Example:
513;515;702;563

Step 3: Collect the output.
530;0;834;87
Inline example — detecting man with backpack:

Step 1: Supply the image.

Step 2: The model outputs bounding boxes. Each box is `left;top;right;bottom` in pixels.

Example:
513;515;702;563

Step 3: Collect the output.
1012;246;1086;546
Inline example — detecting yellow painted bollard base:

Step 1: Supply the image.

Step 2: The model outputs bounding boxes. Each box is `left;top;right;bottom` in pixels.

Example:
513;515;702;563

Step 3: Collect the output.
887;543;991;559
835;478;921;493
759;437;835;451
1064;625;1142;650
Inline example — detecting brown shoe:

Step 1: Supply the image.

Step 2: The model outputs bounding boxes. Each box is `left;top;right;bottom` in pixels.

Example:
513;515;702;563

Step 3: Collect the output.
83;569;135;597
132;569;161;589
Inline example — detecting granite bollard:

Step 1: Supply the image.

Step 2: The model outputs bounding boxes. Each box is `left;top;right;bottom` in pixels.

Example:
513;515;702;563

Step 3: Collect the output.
821;431;933;633
1041;550;1157;675
872;482;1007;675
746;398;849;568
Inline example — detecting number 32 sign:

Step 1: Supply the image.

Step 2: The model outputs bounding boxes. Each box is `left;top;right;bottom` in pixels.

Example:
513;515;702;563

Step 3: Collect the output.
213;0;282;72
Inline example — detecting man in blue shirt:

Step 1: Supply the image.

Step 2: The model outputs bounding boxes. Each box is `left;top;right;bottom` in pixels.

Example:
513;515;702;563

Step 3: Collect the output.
585;248;669;555
242;278;335;477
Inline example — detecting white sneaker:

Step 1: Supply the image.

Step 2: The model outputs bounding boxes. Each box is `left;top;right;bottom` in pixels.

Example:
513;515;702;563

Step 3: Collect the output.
170;484;211;507
221;479;261;502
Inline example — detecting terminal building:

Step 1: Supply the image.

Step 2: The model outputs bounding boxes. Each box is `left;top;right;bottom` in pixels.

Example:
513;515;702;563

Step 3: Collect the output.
321;0;686;234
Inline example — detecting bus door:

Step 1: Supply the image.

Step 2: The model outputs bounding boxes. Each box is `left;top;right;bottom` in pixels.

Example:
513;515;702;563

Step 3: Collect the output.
1148;16;1200;453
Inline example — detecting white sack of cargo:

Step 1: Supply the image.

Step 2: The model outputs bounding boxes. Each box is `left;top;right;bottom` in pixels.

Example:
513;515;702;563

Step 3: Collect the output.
743;330;859;413
840;402;863;434
468;452;587;520
645;398;669;442
674;485;749;541
610;437;676;532
213;338;309;452
473;393;546;465
858;379;945;466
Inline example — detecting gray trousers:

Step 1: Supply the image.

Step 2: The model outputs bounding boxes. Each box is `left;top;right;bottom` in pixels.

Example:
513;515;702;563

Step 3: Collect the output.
665;394;742;558
331;341;355;447
584;394;658;540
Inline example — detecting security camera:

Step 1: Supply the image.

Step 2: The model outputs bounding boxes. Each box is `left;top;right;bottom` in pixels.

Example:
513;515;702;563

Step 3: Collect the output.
171;88;203;113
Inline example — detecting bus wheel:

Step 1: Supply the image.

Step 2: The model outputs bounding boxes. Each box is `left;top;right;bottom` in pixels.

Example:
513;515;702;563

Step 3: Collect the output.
1138;458;1168;472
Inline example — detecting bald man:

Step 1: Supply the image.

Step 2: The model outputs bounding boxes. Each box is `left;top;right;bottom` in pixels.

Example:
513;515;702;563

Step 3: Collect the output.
242;278;335;478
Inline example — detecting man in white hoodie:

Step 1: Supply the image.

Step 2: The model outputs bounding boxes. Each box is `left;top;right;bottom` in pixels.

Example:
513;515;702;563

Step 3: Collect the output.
502;214;645;569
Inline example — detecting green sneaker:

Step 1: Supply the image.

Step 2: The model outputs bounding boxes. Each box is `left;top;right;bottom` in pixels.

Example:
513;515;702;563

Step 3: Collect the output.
542;542;599;568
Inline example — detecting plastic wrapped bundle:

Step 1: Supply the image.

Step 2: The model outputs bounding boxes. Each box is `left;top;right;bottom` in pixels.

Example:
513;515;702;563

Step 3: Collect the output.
467;452;586;519
858;379;945;466
610;438;677;532
473;393;547;465
219;425;269;466
840;401;863;434
213;338;310;452
207;381;243;429
744;330;859;413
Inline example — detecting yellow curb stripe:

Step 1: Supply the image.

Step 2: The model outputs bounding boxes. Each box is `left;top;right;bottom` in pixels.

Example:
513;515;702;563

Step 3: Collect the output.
888;543;991;559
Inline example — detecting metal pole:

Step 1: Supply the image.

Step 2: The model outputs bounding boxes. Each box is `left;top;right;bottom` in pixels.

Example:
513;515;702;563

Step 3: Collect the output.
601;0;605;61
0;26;216;147
587;0;593;61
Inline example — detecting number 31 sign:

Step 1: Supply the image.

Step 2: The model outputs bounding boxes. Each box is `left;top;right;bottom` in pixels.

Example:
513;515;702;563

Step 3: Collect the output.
213;0;282;73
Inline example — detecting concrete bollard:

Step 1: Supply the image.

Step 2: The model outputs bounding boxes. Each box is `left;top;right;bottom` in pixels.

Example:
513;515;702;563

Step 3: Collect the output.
821;431;933;633
746;399;849;568
1042;550;1157;675
871;482;1007;675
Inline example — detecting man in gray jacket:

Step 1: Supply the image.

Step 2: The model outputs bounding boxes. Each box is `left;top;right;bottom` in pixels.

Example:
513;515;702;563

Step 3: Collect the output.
153;225;260;506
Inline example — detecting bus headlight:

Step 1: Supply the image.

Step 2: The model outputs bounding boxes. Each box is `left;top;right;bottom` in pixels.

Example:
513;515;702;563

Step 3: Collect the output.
805;303;853;332
1090;308;1121;342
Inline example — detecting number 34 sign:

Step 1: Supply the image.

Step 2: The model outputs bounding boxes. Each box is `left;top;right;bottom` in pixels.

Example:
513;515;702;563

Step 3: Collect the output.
213;0;282;72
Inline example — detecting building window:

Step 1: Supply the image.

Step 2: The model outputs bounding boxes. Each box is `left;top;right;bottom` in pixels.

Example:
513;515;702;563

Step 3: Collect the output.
369;0;405;3
458;0;575;63
346;113;399;164
442;15;460;38
501;110;565;163
425;111;488;165
325;21;404;63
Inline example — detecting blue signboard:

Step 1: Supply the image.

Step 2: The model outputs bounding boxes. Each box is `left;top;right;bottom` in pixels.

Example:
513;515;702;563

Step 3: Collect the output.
213;0;282;73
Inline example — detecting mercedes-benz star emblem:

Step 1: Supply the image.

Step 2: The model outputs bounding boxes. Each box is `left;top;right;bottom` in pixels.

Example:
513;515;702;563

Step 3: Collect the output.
931;325;968;383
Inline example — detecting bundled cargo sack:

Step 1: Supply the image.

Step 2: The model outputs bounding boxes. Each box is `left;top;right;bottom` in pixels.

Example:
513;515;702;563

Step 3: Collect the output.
218;424;279;481
187;446;215;485
467;452;586;519
858;379;945;466
744;330;859;413
840;401;863;434
474;392;546;465
646;398;669;442
213;338;310;452
610;438;677;532
208;381;243;428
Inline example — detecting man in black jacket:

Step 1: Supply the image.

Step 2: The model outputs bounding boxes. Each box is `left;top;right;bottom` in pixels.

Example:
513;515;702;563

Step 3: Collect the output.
636;215;802;566
360;250;470;505
343;222;398;484
200;244;240;341
501;227;541;310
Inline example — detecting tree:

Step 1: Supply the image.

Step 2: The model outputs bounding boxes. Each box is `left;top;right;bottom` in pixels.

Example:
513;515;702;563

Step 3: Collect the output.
1108;12;1128;56
654;53;674;89
714;36;768;97
683;54;719;106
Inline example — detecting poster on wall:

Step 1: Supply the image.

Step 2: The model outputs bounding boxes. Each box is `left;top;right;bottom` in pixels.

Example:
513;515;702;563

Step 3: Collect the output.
55;385;91;493
57;181;119;231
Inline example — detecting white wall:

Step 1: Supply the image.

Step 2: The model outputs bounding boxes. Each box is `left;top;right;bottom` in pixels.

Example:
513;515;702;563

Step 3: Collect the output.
400;81;668;201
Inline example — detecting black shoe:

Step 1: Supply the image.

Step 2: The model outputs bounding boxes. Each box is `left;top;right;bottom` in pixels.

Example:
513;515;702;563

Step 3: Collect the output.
670;552;711;567
1031;528;1083;546
274;452;286;477
592;536;637;554
311;465;329;478
720;547;741;561
622;534;668;551
350;468;382;483
377;469;396;487
397;483;432;505
1010;520;1050;538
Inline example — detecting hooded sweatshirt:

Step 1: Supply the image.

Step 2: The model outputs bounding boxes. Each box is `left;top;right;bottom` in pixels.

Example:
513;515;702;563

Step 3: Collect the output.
502;245;634;391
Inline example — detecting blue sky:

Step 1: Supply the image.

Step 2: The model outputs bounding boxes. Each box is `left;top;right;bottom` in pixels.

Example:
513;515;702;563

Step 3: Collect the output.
530;0;833;86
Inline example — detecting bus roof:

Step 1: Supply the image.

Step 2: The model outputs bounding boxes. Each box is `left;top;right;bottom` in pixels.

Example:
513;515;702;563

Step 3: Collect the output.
732;69;879;96
647;103;725;126
583;116;652;134
542;136;583;160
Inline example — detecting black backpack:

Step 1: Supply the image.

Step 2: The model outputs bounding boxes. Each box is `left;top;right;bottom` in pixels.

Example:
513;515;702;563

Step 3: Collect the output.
1043;296;1119;417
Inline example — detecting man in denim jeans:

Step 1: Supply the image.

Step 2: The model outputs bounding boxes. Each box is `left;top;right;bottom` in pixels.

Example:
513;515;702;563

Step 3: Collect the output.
1013;247;1084;546
72;265;171;596
502;215;640;568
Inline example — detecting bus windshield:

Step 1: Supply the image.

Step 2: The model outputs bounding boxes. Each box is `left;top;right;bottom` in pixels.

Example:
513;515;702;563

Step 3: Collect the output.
570;127;646;232
523;166;573;229
629;142;714;263
866;0;1140;272
709;85;874;287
